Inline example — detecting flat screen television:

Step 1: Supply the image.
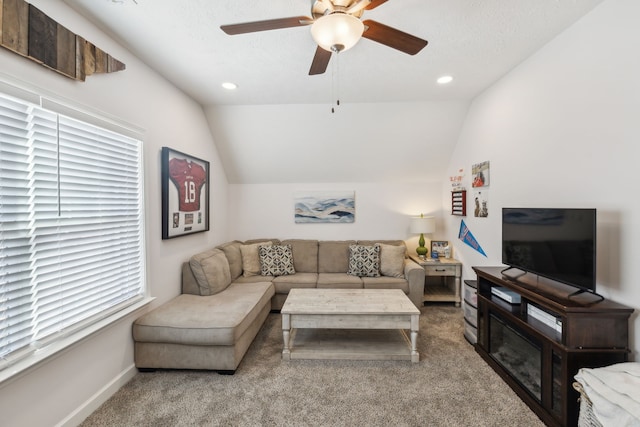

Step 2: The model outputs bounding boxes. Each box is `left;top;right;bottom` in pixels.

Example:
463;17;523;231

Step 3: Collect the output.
502;208;596;294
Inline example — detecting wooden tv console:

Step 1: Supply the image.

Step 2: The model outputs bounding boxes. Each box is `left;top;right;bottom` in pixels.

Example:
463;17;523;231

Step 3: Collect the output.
473;267;633;427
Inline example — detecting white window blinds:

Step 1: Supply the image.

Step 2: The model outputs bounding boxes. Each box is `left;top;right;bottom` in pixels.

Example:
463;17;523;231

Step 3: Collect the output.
0;91;145;367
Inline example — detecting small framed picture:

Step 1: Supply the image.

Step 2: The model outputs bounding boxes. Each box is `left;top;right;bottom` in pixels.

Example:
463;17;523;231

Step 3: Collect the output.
161;147;210;239
431;240;450;258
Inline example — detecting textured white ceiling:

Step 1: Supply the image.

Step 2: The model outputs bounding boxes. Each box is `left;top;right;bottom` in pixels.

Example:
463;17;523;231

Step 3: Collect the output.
61;0;605;184
63;0;604;107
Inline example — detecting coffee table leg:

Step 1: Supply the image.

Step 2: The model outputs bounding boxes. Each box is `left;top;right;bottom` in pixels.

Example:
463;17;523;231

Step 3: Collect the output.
410;314;419;363
282;313;291;360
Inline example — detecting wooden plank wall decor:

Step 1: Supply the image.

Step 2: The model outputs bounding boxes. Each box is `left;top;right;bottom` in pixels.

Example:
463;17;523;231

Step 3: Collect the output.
0;0;125;81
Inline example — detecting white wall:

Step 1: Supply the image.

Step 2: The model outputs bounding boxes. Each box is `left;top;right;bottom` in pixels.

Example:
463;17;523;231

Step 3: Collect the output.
0;1;228;426
228;182;446;254
213;100;470;254
443;0;640;359
205;101;469;184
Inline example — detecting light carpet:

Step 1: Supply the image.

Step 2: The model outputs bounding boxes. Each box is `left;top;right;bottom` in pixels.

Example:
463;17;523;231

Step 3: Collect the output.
81;305;544;426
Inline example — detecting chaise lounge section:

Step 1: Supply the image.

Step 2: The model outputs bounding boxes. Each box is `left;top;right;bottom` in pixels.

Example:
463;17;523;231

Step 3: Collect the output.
132;239;424;373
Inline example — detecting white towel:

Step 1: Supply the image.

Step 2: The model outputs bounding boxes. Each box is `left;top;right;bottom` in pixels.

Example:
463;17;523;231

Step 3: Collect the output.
575;362;640;427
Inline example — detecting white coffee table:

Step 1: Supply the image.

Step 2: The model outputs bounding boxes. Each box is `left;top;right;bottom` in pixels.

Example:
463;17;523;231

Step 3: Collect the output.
281;289;420;363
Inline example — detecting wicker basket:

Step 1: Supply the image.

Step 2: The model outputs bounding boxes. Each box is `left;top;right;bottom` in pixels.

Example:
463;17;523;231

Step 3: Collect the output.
573;381;604;427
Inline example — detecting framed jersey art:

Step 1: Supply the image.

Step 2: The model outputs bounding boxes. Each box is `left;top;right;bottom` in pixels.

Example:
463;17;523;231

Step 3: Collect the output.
161;147;210;239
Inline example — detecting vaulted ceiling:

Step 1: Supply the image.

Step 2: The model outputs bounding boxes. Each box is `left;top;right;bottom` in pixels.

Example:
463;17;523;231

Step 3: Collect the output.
63;0;604;183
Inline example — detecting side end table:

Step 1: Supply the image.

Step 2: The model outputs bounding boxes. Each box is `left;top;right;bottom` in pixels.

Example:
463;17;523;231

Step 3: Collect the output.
409;255;462;307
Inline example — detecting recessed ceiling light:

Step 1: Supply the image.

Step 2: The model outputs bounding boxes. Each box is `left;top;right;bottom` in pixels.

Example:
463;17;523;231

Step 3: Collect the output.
222;82;237;90
437;75;453;84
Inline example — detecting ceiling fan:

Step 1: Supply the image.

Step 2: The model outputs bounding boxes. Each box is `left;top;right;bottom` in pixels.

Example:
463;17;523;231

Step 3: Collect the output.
220;0;428;75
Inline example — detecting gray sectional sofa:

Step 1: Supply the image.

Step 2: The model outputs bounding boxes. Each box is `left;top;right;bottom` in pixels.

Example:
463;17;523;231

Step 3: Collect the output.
132;239;424;373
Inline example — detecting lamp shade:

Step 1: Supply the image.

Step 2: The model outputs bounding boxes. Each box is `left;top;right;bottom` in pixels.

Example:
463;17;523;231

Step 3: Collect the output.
410;216;436;234
310;13;364;53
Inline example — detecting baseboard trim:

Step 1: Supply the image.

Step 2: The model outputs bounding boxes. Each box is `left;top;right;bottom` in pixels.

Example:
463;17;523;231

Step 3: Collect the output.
56;364;138;427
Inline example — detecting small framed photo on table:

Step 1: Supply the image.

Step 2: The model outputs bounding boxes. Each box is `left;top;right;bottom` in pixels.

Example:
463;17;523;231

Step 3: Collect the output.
161;147;210;239
431;240;450;258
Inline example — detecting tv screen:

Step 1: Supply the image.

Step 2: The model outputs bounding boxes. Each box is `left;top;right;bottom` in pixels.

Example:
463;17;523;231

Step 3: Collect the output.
502;208;596;292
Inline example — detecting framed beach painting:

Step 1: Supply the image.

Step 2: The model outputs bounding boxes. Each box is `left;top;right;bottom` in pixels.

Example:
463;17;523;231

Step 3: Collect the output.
294;191;355;223
161;147;210;239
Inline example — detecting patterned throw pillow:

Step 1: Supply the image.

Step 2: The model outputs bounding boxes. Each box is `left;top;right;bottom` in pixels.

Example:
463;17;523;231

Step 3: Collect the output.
347;244;380;277
259;244;296;276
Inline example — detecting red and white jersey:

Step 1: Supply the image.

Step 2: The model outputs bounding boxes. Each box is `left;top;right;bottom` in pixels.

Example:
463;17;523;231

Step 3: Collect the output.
169;158;206;212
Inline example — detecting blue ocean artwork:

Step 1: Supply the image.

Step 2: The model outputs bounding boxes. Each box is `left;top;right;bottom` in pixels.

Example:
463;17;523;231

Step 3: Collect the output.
294;191;355;223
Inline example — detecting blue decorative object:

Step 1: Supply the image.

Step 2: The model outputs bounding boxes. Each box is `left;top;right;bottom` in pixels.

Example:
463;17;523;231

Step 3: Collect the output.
458;220;487;257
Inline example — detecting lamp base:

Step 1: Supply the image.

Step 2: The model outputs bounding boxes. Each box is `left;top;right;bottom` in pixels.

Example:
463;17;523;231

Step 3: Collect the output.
416;233;428;258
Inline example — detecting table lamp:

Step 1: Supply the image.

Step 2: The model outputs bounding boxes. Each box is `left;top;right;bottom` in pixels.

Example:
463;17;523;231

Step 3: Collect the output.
410;214;436;259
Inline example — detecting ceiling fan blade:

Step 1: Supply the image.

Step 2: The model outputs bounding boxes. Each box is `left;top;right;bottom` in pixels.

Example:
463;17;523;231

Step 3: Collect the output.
365;0;389;10
361;20;427;55
221;16;312;35
309;46;332;75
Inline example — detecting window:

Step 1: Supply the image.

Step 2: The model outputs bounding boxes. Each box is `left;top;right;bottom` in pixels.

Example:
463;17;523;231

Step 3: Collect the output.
0;90;145;371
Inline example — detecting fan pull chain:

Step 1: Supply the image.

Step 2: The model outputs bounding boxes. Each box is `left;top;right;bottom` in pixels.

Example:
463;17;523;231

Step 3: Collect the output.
336;50;340;111
331;51;336;113
331;50;340;113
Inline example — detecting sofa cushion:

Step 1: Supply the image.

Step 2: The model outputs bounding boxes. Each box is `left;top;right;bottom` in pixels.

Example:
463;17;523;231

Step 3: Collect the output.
216;240;243;281
272;272;318;293
240;241;272;277
317;273;363;288
189;248;231;296
234;274;275;284
132;281;274;346
318;240;355;273
347;244;381;277
378;243;406;278
362;276;409;293
259;244;296;276
181;261;200;295
282;239;318;273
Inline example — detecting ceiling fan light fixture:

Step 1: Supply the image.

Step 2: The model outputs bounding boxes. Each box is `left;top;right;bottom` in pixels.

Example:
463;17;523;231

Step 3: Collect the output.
311;13;364;53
